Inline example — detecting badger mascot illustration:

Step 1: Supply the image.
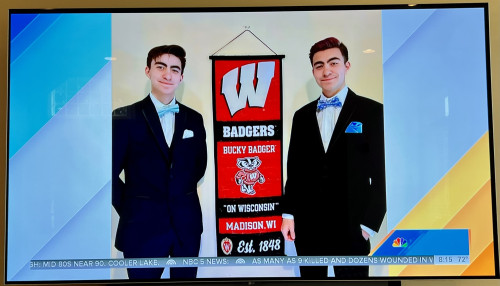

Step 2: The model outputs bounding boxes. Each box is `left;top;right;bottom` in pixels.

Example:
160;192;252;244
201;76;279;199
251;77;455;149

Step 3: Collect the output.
234;156;265;195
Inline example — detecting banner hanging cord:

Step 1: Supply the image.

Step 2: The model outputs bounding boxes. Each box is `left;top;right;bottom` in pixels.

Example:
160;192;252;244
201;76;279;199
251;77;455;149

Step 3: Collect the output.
211;29;277;56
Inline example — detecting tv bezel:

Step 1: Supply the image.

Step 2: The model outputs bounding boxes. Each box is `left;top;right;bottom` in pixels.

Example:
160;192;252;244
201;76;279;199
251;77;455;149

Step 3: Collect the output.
4;2;499;284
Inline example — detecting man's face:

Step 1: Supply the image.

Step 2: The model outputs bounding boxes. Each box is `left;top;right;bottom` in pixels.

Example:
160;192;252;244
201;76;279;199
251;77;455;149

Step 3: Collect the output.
312;47;350;98
145;53;183;101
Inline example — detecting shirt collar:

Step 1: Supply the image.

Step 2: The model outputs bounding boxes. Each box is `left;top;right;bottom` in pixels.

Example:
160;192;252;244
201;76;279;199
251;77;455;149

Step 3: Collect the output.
149;93;176;111
319;85;348;105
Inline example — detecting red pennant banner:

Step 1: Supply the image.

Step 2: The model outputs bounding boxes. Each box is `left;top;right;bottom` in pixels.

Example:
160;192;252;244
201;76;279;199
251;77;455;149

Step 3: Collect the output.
211;55;285;256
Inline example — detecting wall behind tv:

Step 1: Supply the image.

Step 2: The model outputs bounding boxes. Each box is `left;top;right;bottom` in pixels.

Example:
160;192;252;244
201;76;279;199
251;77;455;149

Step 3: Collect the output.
1;0;499;286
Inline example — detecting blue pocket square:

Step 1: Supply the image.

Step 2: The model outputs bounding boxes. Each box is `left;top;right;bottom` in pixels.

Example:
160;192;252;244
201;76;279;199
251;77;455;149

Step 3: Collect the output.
345;121;363;133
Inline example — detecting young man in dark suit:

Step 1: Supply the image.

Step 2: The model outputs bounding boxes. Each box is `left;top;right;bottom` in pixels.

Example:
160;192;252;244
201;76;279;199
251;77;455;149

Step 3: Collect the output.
281;37;386;278
112;45;207;280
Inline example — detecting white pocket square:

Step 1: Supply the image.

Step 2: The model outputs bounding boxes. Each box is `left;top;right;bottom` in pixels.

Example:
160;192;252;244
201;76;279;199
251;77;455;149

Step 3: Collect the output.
182;129;194;139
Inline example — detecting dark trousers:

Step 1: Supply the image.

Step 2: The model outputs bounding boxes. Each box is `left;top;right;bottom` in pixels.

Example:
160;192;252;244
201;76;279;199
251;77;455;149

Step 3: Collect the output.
122;229;201;279
300;265;369;278
294;230;370;279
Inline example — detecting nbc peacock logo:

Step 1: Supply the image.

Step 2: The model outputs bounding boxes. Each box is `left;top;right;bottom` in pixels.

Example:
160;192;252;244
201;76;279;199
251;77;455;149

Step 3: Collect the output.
392;237;408;248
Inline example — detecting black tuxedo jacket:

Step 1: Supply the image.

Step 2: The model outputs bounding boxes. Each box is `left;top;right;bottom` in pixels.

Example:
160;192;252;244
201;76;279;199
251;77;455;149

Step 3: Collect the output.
112;96;207;252
283;89;386;256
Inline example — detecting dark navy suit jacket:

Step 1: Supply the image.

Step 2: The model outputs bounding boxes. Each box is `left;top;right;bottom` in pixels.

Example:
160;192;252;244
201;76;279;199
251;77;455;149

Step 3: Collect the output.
112;96;207;253
283;89;386;256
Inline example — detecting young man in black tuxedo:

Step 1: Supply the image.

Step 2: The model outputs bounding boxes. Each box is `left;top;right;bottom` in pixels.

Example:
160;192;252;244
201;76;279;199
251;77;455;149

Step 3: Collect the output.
112;45;207;280
281;37;386;278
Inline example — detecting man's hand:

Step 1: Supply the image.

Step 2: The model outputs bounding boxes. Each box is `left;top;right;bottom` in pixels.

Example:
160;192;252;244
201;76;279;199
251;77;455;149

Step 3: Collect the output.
361;229;370;241
281;218;296;241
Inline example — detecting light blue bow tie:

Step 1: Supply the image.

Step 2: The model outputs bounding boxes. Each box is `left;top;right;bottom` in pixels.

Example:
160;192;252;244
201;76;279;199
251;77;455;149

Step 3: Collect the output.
157;104;179;117
317;97;342;111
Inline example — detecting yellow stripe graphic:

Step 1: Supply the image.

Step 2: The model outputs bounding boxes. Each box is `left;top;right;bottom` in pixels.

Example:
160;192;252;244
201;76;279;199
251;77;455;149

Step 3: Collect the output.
386;132;494;276
397;180;494;276
461;242;495;276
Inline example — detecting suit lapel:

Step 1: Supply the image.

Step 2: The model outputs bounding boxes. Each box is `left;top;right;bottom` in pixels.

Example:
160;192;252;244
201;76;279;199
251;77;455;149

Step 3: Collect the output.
140;96;171;160
170;103;186;150
326;89;358;153
307;99;326;154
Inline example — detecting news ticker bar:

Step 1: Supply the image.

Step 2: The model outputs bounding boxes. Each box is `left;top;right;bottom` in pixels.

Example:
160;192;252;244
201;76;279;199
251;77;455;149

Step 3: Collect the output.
30;255;469;270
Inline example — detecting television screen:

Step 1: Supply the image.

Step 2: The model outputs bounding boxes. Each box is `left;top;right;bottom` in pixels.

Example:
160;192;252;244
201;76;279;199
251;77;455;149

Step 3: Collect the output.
6;3;498;283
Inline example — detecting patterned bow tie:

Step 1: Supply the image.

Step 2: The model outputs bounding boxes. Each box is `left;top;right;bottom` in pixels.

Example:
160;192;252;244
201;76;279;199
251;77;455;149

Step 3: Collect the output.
317;97;342;111
157;104;179;117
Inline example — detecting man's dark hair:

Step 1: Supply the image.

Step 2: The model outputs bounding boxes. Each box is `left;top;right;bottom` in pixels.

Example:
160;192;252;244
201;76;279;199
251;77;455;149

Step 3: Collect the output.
309;37;349;65
147;45;186;74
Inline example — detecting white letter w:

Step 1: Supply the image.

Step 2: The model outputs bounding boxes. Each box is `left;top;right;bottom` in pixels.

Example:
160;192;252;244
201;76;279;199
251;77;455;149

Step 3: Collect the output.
221;61;275;116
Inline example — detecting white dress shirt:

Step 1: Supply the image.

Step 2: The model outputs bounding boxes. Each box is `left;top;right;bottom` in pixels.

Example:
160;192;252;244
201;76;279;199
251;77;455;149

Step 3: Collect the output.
150;93;176;146
316;86;348;151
